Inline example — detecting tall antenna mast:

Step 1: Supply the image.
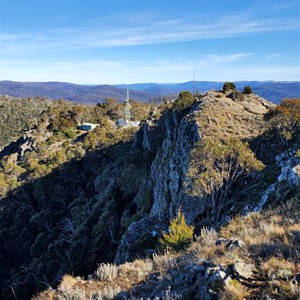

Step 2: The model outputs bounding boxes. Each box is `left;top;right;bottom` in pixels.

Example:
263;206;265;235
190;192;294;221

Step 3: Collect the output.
124;89;132;121
193;68;195;95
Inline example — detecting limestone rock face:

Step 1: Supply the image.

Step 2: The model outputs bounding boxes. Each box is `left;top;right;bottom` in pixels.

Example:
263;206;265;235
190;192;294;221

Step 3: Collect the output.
115;108;202;263
0;132;36;161
208;270;232;291
233;261;255;279
149;109;201;222
114;216;158;264
276;149;300;187
255;148;300;211
115;91;274;263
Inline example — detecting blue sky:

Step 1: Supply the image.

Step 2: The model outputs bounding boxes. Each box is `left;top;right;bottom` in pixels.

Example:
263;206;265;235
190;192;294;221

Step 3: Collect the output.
0;0;299;84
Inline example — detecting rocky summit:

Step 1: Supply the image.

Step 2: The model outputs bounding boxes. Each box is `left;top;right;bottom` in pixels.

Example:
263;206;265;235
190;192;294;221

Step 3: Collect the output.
0;90;299;300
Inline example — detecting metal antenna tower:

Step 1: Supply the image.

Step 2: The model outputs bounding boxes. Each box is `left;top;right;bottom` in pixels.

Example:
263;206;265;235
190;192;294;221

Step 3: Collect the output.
124;89;132;121
193;70;195;95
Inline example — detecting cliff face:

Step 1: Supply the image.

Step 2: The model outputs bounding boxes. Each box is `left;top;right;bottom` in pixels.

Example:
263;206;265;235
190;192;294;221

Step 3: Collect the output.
149;110;201;221
145;90;273;219
254;148;300;212
114;91;276;263
114;107;201;263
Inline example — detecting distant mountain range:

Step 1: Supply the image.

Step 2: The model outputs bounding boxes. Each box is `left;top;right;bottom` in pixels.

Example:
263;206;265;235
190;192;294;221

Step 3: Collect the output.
117;81;300;104
0;81;161;104
0;80;299;104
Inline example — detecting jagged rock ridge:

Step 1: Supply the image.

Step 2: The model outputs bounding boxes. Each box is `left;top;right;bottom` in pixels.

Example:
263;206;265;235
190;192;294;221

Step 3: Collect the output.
1;90;299;300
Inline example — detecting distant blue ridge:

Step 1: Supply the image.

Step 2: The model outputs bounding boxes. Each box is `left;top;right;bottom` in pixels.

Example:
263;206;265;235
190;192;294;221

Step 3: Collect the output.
1;80;299;104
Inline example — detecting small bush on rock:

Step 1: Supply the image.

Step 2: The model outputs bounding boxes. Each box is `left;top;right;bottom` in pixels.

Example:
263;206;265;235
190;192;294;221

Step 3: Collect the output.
243;85;253;94
159;210;194;251
172;91;195;110
222;82;236;93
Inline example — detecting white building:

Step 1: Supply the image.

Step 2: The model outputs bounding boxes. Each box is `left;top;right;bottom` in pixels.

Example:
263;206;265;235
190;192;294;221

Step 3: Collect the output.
78;123;97;131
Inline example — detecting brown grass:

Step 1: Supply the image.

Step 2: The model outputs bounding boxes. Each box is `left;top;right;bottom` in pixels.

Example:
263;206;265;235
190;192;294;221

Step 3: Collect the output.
261;257;300;279
152;250;180;274
220;280;249;300
118;259;153;281
34;198;300;300
59;275;79;290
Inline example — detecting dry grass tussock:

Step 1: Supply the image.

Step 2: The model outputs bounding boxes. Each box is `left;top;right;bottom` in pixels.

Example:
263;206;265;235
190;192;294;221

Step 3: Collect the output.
118;259;154;281
34;198;299;299
220;197;300;256
34;260;154;300
152;250;181;274
220;280;249;300
187;227;221;261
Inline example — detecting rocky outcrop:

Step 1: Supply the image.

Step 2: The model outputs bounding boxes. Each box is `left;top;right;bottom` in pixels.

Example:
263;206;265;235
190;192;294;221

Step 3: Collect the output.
216;238;246;250
0;132;36;161
254;148;300;211
115;107;202;263
206;267;232;294
276;148;300;187
149;109;201;222
114;216;159;264
115;92;274;264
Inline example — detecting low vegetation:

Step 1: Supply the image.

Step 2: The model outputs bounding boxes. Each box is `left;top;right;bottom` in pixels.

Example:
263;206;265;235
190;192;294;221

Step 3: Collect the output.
1;93;299;300
0;95;49;148
266;98;300;146
243;85;253;94
188;137;265;226
172;91;195;110
34;197;300;300
159;209;194;251
222;81;236;93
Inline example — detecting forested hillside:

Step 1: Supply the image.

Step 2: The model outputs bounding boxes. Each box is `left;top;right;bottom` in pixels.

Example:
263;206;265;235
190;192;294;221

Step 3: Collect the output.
0;96;50;148
1;80;300;105
0;81;166;104
0;89;299;299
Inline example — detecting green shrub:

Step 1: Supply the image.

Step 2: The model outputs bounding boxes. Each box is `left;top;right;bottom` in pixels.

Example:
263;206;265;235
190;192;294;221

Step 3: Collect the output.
64;128;77;140
243;85;253;94
267;98;300;146
159;210;194;251
222;82;236;93
172;91;195;110
188;137;265;226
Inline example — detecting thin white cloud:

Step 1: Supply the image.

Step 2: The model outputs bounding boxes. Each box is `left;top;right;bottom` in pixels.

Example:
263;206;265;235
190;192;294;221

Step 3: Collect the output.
196;53;255;66
1;11;299;54
265;53;282;59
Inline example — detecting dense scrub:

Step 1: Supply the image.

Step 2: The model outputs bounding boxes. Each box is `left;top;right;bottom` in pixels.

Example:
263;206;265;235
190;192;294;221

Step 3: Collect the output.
0;97;158;299
0;95;299;299
188;137;265;226
0;95;49;148
266;98;300;146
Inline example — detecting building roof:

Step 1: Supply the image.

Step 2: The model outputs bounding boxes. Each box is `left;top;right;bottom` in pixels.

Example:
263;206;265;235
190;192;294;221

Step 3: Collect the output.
80;122;97;126
115;119;127;127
